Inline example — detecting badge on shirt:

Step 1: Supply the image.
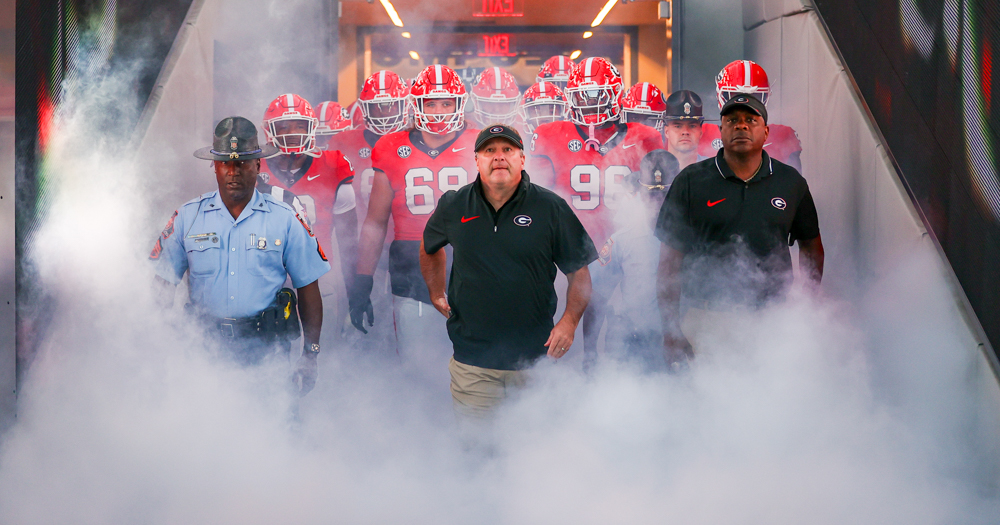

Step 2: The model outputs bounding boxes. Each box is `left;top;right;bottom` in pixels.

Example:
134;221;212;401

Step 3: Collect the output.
257;237;267;250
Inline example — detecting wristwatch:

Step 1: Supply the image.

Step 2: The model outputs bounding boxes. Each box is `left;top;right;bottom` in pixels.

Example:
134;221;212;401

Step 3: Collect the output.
305;343;320;354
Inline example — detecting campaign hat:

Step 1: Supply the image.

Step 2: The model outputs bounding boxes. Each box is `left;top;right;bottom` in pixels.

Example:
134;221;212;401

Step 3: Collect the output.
194;116;279;161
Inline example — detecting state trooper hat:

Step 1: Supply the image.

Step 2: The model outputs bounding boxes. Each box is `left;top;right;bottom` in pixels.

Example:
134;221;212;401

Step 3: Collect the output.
194;116;279;161
664;90;705;121
719;94;768;124
627;150;680;193
474;124;524;152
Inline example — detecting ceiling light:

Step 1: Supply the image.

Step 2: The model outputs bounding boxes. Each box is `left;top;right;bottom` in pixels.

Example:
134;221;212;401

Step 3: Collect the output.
570;49;582;60
591;0;617;27
583;31;593;39
401;31;411;38
379;0;404;27
409;50;420;60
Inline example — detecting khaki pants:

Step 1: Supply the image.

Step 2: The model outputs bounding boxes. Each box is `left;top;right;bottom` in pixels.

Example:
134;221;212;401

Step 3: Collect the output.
449;357;528;420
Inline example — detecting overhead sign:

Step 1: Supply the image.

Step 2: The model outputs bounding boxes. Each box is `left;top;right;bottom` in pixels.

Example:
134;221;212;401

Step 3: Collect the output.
478;34;517;57
473;0;524;17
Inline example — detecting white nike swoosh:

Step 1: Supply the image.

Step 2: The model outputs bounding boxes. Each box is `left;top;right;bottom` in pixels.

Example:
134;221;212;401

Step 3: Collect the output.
307;174;321;181
622;143;636;149
451;147;466;153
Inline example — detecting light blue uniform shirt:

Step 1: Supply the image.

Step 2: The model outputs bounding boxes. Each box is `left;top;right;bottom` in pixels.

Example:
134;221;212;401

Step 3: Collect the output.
151;189;331;318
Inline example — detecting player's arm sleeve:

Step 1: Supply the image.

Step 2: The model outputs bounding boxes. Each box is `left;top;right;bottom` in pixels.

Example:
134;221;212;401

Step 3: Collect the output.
332;182;357;214
149;210;188;284
423;190;452;254
552;198;599;274
654;172;694;253
282;212;332;288
789;183;820;243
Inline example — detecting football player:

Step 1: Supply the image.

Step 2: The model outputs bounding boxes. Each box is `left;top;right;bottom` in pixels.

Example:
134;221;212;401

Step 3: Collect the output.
470;66;522;132
258;93;358;312
529;57;664;246
329;70;410;222
314;101;352;150
536;55;576;92
349;64;479;378
518;81;569;133
698;60;803;172
620;81;667;132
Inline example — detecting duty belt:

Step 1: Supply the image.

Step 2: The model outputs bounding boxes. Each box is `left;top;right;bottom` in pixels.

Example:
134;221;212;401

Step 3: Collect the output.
215;317;261;339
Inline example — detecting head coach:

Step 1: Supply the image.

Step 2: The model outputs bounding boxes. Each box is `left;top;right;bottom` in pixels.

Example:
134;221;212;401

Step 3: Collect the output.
419;124;598;419
655;95;825;367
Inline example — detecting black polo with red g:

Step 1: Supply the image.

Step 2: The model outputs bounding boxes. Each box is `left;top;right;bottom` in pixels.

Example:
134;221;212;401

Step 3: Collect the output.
655;148;820;306
423;171;597;370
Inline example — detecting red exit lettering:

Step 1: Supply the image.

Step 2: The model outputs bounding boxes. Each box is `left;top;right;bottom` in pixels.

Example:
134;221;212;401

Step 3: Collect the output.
479;34;516;57
473;0;523;17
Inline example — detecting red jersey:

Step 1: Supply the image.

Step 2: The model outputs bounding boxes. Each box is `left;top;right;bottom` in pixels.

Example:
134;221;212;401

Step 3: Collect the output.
260;150;355;252
328;128;382;220
698;122;803;168
529;121;664;244
372;127;480;242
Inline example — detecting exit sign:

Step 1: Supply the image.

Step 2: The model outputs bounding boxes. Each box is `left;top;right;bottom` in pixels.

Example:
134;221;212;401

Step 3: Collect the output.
478;34;517;57
473;0;524;17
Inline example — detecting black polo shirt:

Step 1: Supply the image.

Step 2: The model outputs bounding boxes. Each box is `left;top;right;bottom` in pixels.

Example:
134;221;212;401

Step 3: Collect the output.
655;148;820;306
424;171;597;370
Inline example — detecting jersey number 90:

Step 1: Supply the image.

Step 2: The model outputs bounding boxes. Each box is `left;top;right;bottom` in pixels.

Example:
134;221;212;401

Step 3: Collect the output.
570;165;630;210
404;167;469;214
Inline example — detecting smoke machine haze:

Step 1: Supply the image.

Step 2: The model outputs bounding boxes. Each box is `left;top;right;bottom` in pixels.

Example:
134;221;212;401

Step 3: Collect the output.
4;0;1000;523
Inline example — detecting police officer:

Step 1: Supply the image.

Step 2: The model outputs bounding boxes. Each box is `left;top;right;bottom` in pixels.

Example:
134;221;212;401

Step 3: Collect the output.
585;150;680;370
420;124;597;420
661;90;708;170
655;95;824;367
150;117;331;394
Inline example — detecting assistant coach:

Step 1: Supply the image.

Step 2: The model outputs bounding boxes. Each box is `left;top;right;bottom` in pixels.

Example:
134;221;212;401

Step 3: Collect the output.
656;94;824;367
420;124;597;419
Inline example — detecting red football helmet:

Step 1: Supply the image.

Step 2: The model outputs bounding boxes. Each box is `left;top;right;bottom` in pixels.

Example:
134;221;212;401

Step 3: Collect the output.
715;59;770;108
409;64;468;134
346;100;364;130
536;55;576;91
358;70;409;135
471;67;521;126
315;101;352;135
620;82;668;131
564;57;624;126
518;81;569;132
263;93;318;154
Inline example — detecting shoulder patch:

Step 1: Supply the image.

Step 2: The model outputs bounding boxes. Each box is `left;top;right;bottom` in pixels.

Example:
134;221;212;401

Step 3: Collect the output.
598;237;614;266
160;210;178;240
568;139;583;153
397;145;412;158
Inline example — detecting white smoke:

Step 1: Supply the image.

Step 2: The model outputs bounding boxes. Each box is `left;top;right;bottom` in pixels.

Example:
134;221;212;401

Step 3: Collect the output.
3;1;1000;523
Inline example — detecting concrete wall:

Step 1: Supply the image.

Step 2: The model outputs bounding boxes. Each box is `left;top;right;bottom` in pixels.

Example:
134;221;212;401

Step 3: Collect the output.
674;0;745;120
743;0;1000;492
0;0;14;436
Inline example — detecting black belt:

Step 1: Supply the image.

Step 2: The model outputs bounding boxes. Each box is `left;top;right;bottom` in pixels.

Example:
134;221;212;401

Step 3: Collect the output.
214;317;261;339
